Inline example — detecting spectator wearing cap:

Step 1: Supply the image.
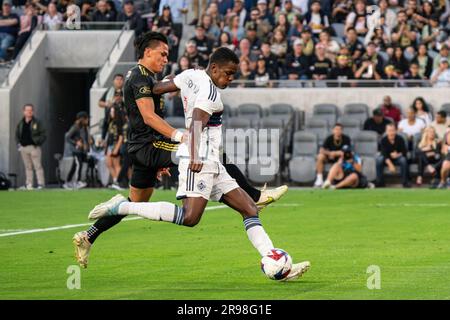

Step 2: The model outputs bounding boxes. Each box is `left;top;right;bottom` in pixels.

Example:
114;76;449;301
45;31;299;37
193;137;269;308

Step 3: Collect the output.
328;54;354;84
270;27;288;65
354;42;384;80
432;45;450;71
63;111;90;190
412;43;433;79
391;10;417;49
245;22;262;53
12;3;39;60
344;27;364;61
15;104;46;190
254;54;274;87
364;108;392;137
117;0;144;36
276;0;298;25
190;24;214;61
223;15;245;48
0;0;19;62
380;95;402;125
159;0;188;24
299;28;314;57
430;58;450;87
310;43;333;80
43;2;63;31
183;40;208;69
284;38;310;80
303;0;329;37
92;0;116;22
431;110;450;143
257;0;275;27
376;123;410;188
260;41;280;78
345;0;368;36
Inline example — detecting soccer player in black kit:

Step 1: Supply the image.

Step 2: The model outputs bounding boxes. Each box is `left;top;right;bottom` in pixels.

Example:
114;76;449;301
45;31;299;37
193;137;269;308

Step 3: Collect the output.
73;32;287;268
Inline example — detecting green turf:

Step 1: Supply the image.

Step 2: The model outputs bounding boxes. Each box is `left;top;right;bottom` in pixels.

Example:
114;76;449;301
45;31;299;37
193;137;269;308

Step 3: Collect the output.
1;188;450;300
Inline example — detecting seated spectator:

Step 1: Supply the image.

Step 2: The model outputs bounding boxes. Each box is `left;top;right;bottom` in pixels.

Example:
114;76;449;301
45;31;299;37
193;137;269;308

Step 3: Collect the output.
318;30;340;62
436;130;450;189
245;22;262;54
92;0;116;22
345;0;368;37
376;124;410;188
190;24;214;62
0;0;19;62
380;95;402;125
275;12;290;35
228;0;247;29
174;55;191;76
412;43;433;79
284;38;310;80
223;15;245;48
322;145;371;189
245;7;272;42
299;28;314;57
343;27;364;61
382;64;399;83
205;1;224;28
304;0;329;38
183;40;208;69
365;18;391;50
354;42;384;80
411;97;433;126
43;2;63;31
270;27;288;64
404;62;424;86
63;112;90;190
253;55;273;87
215;31;235;51
159;0;188;24
256;0;275;28
310;43;333;80
367;0;396;31
430;58;450;87
431;111;450;142
200;14;221;41
314;123;352;187
12;3;39;60
391;10;417;50
388;46;409;76
433;45;450;72
328;54;354;84
260;41;279;78
105;106;124;190
277;0;298;24
364;108;391;136
117;0;144;36
236;38;258;70
235;57;254;86
416;126;443;186
398;108;426;148
331;0;352;24
287;14;304;44
421;14;441;52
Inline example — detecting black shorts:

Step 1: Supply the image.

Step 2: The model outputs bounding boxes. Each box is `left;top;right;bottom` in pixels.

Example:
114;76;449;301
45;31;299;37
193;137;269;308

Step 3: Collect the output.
129;141;177;189
333;170;368;188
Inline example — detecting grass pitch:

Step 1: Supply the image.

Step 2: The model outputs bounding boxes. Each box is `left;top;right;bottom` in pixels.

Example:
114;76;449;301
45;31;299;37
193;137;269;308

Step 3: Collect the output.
1;188;450;300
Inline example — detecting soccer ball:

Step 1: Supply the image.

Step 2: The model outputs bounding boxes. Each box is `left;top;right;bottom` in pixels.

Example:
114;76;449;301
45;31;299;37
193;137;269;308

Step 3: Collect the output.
260;248;292;280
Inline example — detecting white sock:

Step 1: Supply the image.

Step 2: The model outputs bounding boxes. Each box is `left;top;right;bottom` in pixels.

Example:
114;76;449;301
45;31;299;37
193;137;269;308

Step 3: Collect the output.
317;174;323;181
244;216;274;256
118;202;184;225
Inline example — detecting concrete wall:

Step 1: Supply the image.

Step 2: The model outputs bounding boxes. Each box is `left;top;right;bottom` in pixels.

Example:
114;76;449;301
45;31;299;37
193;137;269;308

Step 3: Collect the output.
221;87;450;116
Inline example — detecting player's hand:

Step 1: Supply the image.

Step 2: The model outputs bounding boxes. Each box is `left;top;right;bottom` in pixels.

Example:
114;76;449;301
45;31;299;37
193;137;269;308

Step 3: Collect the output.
156;168;171;181
189;160;203;173
181;131;189;144
387;163;396;173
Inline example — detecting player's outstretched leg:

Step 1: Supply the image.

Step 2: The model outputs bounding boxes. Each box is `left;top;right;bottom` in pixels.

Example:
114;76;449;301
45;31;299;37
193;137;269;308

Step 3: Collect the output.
222;187;310;281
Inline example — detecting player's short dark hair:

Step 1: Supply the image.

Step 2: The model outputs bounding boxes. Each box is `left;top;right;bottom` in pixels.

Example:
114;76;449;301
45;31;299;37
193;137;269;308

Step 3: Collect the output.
438;110;447;118
134;31;168;59
209;47;239;66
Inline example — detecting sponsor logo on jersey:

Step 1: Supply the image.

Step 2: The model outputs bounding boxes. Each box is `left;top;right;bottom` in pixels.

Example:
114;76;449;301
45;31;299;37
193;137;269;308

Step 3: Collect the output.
139;86;152;95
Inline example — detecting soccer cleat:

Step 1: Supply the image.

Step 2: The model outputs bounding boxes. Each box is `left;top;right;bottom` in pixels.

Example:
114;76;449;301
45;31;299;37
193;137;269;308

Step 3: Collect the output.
313;177;323;188
322;180;331;189
256;184;288;210
73;231;91;268
88;194;127;220
280;261;311;281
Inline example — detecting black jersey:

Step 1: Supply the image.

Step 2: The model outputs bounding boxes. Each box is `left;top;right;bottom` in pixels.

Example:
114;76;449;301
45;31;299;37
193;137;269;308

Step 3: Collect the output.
124;64;165;153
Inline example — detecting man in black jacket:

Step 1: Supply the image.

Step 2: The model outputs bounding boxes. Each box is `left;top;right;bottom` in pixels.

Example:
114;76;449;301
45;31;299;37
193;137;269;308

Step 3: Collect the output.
15;104;46;190
376;124;411;188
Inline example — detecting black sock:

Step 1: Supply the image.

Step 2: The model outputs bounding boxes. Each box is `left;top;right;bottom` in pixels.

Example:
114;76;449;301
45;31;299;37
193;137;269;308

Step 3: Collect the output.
224;163;261;202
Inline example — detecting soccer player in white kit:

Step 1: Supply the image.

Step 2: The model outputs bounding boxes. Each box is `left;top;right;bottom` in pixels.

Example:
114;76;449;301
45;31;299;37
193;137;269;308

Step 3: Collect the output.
88;48;310;281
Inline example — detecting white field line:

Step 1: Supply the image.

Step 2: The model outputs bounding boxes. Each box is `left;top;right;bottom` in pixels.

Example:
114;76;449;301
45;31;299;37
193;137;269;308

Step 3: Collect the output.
0;204;299;238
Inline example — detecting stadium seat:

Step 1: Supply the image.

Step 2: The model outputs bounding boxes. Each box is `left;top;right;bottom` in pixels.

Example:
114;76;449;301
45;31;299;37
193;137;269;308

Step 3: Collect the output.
361;157;377;182
237;103;263;126
165;116;186;130
339;117;361;140
343;103;369;126
269;103;294;122
353;131;379;182
247;134;281;184
224;134;248;174
305;117;329;145
312;103;338;127
288;131;317;183
226;117;252;129
222;103;234;119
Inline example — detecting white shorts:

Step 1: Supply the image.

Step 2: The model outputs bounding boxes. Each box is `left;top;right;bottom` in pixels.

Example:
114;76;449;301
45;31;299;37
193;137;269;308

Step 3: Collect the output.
176;159;239;202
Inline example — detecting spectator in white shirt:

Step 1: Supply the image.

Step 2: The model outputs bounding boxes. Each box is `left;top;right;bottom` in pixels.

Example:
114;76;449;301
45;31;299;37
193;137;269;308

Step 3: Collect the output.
431;58;450;87
398;108;426;148
43;2;63;30
411;97;433;126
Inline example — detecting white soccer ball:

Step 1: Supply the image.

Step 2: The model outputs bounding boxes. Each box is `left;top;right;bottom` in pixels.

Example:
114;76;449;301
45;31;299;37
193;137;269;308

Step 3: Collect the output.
260;248;292;280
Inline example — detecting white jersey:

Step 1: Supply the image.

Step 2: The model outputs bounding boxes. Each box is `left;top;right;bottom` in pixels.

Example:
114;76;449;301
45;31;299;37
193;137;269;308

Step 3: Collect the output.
174;69;223;163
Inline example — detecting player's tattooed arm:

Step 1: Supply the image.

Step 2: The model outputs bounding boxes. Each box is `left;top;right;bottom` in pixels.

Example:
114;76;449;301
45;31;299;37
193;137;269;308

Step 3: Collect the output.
153;79;179;95
189;108;211;173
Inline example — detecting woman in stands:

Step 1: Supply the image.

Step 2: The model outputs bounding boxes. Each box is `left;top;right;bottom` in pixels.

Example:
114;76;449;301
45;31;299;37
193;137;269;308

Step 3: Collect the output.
412;43;434;79
416;127;443;186
105;105;124;190
412;97;433;126
214;31;235;51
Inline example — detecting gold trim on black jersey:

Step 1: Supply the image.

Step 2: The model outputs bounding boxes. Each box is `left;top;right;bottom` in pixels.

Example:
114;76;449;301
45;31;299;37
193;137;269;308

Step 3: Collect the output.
152;141;179;152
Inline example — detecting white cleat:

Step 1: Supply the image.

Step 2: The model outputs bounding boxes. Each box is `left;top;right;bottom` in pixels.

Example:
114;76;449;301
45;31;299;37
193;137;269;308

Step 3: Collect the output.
322;180;331;189
281;261;311;281
313;177;323;188
256;184;288;210
88;194;127;220
73;231;91;269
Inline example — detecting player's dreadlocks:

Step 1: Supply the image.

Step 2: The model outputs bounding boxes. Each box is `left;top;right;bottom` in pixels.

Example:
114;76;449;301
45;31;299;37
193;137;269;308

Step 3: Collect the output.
134;31;168;59
209;47;239;66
